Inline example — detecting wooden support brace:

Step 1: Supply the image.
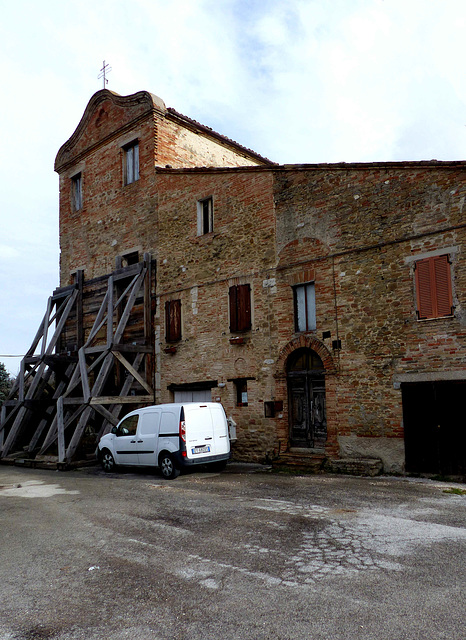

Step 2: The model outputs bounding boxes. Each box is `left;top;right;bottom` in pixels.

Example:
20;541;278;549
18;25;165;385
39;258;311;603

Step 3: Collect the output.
92;404;119;426
112;350;153;395
78;348;91;403
57;397;65;463
90;395;154;405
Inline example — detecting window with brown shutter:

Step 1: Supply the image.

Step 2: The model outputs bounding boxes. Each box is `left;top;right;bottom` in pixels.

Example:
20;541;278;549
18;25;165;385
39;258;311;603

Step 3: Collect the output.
165;299;182;342
229;284;251;332
415;255;453;320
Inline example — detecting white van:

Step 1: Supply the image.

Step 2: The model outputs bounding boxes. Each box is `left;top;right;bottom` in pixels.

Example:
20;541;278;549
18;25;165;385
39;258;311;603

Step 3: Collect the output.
97;402;231;479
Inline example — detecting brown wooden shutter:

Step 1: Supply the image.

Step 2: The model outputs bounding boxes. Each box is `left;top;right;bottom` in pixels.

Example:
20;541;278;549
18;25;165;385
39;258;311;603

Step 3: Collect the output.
415;259;433;319
433;254;453;317
229;286;238;331
229;285;251;332
415;255;452;319
237;284;251;331
165;300;181;342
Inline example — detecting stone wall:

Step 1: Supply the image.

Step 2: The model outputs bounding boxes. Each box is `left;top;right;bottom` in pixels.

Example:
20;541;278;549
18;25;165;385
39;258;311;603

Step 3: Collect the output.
273;164;466;471
154;168;280;461
55;90;466;471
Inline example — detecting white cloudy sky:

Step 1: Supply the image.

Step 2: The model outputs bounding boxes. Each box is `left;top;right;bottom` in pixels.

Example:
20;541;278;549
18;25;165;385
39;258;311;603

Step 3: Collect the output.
1;0;466;376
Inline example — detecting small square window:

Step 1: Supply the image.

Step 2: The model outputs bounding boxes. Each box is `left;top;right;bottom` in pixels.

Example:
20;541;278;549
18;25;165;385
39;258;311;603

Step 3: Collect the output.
121;251;139;267
294;282;316;332
124;141;139;185
72;173;82;211
197;197;213;235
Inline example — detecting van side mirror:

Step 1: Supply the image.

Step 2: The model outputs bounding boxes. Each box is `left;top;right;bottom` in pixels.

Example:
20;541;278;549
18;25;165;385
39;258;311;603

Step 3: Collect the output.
111;426;117;434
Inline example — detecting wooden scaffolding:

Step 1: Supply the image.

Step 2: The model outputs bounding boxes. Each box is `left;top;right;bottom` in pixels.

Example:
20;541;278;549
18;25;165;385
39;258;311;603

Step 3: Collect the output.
0;254;156;468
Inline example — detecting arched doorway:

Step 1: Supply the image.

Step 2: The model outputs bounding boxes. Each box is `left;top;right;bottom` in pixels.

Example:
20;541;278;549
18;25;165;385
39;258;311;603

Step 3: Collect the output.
287;348;327;448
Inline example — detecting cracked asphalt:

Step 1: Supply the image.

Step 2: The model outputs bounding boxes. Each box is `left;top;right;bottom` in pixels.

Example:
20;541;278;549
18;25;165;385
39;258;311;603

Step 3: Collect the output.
0;463;465;640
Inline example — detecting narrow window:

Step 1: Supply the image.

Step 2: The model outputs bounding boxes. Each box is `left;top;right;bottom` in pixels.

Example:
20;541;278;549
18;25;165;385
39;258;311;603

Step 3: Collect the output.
229;284;251;332
72;173;82;211
234;379;248;407
165;299;182;342
294;282;316;332
415;255;453;319
124;141;139;185
197;197;213;235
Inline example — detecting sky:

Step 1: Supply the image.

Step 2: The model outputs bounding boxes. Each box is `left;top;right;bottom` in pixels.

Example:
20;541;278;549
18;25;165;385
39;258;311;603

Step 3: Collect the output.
1;0;466;376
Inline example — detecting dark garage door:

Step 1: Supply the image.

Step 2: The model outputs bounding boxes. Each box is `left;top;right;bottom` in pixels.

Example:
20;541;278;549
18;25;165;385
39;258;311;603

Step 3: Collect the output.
402;381;466;476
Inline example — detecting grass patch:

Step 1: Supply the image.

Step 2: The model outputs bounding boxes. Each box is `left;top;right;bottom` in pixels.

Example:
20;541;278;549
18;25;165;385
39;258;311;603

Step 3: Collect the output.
442;487;466;495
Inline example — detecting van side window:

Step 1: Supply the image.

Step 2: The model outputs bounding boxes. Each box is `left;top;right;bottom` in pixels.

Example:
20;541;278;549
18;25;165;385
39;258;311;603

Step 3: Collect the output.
116;414;139;437
140;412;160;436
160;411;178;435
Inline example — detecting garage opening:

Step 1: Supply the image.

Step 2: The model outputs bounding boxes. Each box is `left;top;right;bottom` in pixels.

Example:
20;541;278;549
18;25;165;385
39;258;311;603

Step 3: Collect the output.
402;381;466;476
168;380;218;403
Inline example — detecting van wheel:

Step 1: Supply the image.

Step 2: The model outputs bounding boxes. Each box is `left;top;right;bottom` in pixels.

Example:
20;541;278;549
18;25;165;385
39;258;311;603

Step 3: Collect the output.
101;450;116;473
159;453;180;480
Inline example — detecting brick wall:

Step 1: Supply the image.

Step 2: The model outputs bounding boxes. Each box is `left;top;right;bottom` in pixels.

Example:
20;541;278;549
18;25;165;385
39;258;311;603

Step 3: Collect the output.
55;90;466;472
273;164;466;470
154;168;279;461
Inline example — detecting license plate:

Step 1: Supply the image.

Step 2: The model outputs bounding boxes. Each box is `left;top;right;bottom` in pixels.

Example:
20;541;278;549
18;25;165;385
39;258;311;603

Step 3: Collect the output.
192;445;210;454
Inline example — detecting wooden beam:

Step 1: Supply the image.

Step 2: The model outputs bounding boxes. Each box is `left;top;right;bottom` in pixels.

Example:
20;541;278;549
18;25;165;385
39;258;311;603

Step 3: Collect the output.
40;296;53;358
38;404;86;455
1;289;78;457
107;275;114;347
114;269;147;343
92;404;119;426
52;284;76;300
76;269;84;349
112;343;153;353
90;395;154;405
65;351;115;460
18;359;25;402
57;397;65;463
25;306;48;356
78;348;91;403
112;351;153;395
28;404;56;452
84;288;109;347
96;352;145;439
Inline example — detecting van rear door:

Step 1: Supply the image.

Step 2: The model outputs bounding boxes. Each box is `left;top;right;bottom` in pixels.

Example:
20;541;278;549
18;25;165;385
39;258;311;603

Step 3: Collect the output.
184;404;215;460
184;403;229;461
210;403;230;455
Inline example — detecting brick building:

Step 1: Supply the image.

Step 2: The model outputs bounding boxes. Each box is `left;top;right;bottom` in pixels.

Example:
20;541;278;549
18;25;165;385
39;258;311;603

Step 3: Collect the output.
53;89;465;475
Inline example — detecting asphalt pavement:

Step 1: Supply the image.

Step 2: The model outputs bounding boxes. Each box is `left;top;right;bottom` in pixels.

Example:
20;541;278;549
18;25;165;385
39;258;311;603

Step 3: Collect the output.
1;463;465;640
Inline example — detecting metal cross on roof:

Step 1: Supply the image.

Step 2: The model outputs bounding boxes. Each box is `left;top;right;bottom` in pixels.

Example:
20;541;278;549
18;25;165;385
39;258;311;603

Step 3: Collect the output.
98;60;112;89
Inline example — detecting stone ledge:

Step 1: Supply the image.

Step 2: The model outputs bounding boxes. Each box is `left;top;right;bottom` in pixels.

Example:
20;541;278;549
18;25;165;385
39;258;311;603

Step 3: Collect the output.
326;457;383;477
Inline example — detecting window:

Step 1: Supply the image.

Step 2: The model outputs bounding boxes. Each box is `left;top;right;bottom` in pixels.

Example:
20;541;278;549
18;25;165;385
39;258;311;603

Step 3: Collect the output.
415;255;453;319
115;414;139;437
124;141;139;185
121;251;139;267
197;197;213;235
235;379;248;407
72;173;82;211
165;299;182;342
229;284;251;332
294;282;316;332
